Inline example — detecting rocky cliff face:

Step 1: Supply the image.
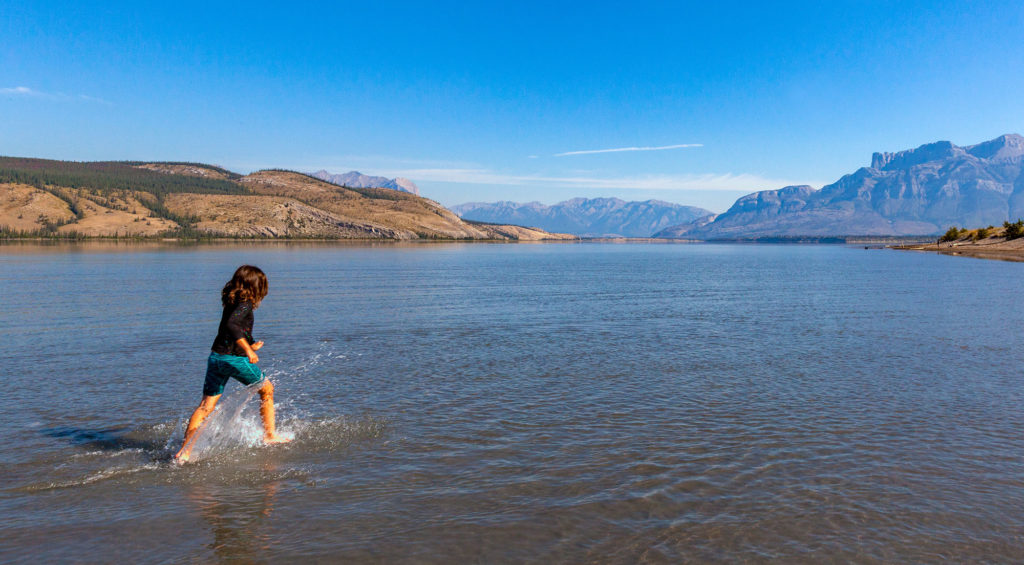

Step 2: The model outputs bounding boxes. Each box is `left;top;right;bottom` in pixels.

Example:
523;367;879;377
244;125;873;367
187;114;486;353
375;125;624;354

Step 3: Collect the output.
311;170;420;195
452;197;714;238
671;134;1024;239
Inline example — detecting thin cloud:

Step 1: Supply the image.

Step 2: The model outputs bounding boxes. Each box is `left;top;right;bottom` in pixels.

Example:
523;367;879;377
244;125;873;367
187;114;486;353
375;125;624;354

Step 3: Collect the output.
554;143;703;157
383;167;813;193
299;154;476;171
0;86;111;104
77;94;113;105
0;86;42;96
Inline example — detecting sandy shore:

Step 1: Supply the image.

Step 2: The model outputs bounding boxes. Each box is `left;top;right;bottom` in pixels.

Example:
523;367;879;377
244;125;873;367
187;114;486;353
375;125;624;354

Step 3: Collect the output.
893;237;1024;262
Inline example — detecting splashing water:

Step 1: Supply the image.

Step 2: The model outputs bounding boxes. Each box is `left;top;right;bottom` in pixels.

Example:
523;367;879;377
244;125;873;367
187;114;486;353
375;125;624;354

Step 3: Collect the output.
13;344;386;494
175;344;365;462
182;383;300;462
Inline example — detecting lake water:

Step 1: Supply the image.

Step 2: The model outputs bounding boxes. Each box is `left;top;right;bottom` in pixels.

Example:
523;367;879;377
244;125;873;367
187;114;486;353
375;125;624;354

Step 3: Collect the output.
2;241;1023;563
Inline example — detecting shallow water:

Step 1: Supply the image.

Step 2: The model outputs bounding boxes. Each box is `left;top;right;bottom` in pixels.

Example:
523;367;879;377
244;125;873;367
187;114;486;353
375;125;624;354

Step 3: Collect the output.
2;242;1023;563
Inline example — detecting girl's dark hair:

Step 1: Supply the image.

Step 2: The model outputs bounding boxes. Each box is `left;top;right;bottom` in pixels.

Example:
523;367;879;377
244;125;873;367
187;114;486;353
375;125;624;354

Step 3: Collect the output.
221;265;269;307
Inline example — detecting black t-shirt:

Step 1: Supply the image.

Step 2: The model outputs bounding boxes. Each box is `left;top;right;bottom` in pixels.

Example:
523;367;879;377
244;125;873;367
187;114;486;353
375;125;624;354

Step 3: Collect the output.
211;300;256;355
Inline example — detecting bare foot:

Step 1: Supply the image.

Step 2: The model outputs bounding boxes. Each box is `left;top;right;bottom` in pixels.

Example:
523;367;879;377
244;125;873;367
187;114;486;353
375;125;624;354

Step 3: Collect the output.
264;434;292;445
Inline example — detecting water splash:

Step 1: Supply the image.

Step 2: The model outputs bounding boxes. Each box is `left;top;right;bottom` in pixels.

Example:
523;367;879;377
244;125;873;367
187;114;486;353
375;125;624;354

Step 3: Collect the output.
179;343;371;462
282;414;389;452
183;383;287;462
15;344;387;493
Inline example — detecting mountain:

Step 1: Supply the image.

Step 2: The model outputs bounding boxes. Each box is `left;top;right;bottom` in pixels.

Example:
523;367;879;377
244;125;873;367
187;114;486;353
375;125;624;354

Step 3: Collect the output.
662;134;1024;239
451;197;715;238
650;213;718;239
0;158;572;240
311;170;420;195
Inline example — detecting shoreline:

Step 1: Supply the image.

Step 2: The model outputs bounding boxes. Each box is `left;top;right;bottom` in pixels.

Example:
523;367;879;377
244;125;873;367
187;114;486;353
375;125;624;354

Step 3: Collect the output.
0;238;588;253
0;235;580;244
892;239;1024;262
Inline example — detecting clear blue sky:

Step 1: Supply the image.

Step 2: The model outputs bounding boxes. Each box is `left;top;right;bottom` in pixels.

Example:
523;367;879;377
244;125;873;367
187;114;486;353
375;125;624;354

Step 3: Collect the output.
2;1;1023;212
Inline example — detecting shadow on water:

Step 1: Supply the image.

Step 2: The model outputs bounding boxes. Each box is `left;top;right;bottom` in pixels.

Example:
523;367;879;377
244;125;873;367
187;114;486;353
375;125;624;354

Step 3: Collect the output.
39;384;267;464
40;426;170;453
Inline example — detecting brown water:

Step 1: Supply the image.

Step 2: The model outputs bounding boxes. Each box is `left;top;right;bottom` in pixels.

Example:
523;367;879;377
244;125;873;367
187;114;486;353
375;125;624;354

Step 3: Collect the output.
2;242;1023;563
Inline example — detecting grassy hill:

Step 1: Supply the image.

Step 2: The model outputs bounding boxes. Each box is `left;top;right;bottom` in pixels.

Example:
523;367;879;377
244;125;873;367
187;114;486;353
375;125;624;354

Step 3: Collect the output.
0;157;573;241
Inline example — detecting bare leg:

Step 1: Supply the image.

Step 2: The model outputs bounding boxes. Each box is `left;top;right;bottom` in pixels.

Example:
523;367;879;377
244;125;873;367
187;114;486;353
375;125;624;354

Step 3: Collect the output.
175;394;221;461
259;380;291;444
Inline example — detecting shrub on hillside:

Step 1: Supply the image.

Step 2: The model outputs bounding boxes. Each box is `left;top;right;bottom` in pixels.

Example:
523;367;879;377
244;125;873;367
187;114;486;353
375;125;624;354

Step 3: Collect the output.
939;226;962;243
1004;219;1024;240
975;226;990;240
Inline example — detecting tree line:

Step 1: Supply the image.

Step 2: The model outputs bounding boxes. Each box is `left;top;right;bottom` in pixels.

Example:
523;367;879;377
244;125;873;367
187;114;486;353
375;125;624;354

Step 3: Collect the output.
0;157;246;197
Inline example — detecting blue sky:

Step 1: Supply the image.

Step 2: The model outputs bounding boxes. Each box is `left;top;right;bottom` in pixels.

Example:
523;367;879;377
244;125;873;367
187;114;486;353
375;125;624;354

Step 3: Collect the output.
2;1;1023;212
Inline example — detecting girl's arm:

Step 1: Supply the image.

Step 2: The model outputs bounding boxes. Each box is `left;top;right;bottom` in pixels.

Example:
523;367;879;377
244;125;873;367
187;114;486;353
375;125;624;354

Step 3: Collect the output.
225;302;262;359
236;338;260;364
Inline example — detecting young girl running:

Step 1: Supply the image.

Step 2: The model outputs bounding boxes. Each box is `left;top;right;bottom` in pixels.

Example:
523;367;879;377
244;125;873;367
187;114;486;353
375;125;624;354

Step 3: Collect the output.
175;265;290;462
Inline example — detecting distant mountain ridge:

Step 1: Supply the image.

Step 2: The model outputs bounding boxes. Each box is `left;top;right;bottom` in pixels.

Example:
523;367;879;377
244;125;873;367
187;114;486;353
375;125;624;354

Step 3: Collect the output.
657;133;1024;239
311;170;420;195
452;197;714;238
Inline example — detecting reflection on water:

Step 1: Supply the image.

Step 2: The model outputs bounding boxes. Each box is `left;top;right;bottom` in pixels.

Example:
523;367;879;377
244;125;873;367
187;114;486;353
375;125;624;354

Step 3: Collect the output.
2;242;1024;562
186;464;281;562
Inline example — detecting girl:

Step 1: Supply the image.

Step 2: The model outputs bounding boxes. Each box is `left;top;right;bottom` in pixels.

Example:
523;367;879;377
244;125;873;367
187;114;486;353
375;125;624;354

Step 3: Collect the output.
175;265;289;462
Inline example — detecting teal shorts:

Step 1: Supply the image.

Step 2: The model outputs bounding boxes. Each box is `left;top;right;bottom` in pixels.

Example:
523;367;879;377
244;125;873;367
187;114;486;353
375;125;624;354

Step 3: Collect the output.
203;352;265;397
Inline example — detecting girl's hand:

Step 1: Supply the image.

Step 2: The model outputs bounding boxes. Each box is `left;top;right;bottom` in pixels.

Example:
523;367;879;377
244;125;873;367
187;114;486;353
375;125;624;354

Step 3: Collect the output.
236;337;260;364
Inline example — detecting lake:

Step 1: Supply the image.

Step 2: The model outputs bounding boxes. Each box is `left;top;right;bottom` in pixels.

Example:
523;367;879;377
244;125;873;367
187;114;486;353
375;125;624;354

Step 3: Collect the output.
2;241;1023;563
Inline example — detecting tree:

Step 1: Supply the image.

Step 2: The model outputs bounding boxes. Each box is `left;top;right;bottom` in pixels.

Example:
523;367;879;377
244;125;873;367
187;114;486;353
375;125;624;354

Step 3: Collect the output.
939;226;962;243
1004;219;1024;240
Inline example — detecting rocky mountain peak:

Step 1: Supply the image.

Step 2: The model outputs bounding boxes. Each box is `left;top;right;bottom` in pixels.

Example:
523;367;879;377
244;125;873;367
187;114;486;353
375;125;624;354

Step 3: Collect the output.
310;170;420;195
393;178;420;195
666;133;1024;239
870;140;964;171
965;133;1024;161
870;134;1024;170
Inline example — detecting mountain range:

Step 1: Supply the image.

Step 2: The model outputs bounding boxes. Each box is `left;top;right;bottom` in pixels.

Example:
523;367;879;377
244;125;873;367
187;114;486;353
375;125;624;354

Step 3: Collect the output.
451;198;714;238
311;170;420;195
656;133;1024;239
6;134;1019;241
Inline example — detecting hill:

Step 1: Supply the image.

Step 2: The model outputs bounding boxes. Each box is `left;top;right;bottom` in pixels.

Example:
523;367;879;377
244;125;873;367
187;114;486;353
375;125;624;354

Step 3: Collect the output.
0;158;572;240
896;222;1024;262
451;198;714;238
658;134;1024;239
